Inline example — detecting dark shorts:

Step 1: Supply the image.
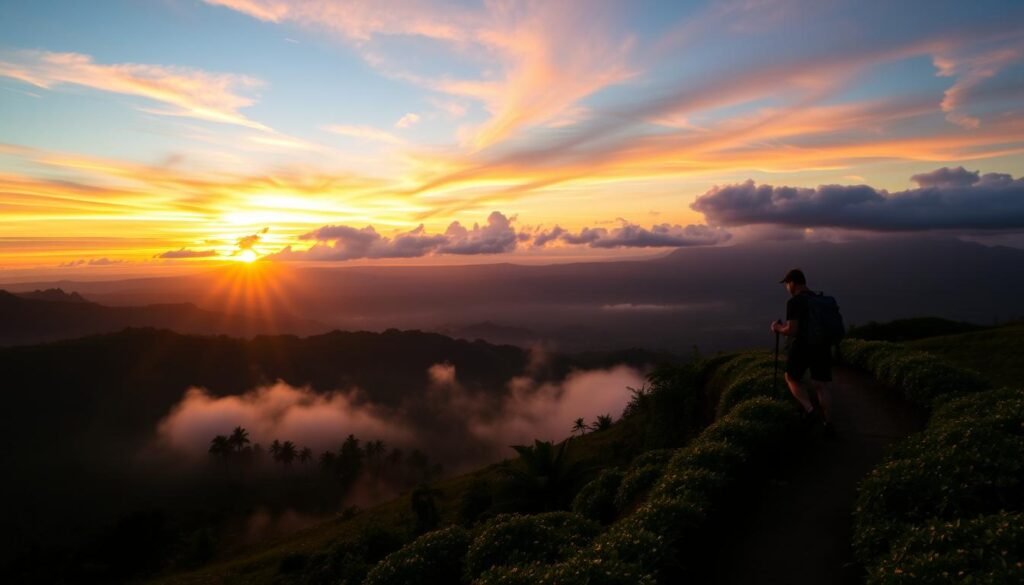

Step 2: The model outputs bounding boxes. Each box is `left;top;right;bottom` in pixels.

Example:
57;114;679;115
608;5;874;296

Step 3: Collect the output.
786;344;832;382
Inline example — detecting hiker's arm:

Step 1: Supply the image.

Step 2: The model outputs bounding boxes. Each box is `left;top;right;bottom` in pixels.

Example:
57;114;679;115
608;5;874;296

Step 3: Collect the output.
771;319;799;336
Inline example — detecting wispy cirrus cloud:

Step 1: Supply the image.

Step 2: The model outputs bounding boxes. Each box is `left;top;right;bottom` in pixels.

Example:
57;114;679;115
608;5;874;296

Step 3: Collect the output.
0;50;268;130
202;0;636;149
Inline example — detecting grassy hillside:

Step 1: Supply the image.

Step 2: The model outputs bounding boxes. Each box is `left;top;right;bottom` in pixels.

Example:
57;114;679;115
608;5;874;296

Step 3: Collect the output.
144;351;792;585
907;321;1024;389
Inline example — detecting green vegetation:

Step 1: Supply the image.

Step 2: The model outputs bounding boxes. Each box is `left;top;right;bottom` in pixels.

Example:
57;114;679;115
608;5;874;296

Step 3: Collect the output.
363;526;471;585
342;353;800;584
847;317;987;342
841;338;990;407
846;328;1024;584
869;512;1024;584
909;321;1024;389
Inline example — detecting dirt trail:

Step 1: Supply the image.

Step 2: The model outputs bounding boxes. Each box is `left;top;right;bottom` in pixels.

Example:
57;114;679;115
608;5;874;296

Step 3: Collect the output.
713;367;923;585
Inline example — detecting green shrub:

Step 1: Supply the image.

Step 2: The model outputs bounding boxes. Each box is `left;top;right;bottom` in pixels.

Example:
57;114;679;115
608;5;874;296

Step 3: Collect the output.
612;449;673;512
931;387;1024;426
572;469;624;525
613;497;705;547
716;371;779;418
853;414;1024;562
475;556;656;585
667;438;748;482
590;526;671;577
648;466;727;508
840;340;989;407
464;512;598;580
728;395;800;428
868;512;1024;585
614;463;665;513
700;415;783;463
296;524;406;585
363;526;470;585
628;448;674;469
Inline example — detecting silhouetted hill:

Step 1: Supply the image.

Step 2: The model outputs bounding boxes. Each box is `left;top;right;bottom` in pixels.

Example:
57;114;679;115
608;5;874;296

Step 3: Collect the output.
14;287;88;303
0;290;326;346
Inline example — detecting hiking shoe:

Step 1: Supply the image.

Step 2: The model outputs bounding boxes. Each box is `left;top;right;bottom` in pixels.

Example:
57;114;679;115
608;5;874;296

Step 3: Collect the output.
822;421;838;441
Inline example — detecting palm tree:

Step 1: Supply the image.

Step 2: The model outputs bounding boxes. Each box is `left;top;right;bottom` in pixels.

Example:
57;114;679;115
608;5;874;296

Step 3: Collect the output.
319;450;337;473
228;426;250;453
592;414;614;432
277;441;298;467
269;439;282;460
299;447;313;465
571;418;589;436
208;434;231;464
502;439;584;512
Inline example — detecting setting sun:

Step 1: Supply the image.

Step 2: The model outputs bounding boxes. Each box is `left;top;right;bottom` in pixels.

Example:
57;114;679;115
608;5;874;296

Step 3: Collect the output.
237;249;258;263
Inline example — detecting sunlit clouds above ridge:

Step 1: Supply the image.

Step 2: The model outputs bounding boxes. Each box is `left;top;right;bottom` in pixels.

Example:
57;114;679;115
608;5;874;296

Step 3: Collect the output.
1;0;1024;275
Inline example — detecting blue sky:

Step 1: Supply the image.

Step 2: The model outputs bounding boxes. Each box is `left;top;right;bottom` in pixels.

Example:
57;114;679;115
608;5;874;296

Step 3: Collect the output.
1;0;1023;276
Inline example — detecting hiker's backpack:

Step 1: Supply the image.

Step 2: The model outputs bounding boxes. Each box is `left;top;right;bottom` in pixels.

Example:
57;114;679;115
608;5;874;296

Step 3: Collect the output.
806;292;845;347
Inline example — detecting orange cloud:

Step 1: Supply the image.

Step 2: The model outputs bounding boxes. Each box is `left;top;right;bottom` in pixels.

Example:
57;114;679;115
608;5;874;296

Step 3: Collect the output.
0;50;268;130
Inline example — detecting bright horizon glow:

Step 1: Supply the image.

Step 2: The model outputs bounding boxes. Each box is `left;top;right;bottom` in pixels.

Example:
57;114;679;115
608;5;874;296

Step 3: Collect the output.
1;0;1023;279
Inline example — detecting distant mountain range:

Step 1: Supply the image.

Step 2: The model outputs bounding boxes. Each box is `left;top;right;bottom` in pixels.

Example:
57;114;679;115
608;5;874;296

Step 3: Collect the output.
5;237;1024;351
0;288;326;346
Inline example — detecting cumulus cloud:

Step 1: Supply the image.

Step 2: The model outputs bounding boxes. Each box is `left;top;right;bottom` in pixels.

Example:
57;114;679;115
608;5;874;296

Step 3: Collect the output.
59;257;125;267
272;211;520;261
157;248;218;259
533;221;731;248
438;211;520;254
157;382;412;456
691;167;1024;231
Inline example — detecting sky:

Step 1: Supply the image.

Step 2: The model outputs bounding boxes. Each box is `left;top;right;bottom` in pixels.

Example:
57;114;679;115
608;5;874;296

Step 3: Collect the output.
1;0;1023;279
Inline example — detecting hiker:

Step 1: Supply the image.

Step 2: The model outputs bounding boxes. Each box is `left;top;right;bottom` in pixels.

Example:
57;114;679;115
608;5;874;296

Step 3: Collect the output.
770;269;837;437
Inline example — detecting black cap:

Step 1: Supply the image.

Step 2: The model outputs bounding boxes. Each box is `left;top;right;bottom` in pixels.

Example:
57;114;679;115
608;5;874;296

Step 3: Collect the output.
779;268;806;284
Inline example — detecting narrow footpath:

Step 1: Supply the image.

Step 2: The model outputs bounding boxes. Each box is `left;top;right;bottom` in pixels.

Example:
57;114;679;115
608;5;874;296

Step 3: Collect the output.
714;367;924;585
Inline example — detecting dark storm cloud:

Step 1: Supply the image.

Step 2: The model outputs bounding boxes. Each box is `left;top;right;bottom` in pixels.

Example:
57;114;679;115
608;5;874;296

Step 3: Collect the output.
691;167;1024;231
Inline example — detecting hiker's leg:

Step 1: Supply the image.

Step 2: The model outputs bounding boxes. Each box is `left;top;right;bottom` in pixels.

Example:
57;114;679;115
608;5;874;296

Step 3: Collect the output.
809;346;833;423
784;371;814;412
812;380;832;423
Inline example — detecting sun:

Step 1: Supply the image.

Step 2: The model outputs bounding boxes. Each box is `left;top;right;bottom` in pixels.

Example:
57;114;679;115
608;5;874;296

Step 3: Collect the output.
237;249;259;263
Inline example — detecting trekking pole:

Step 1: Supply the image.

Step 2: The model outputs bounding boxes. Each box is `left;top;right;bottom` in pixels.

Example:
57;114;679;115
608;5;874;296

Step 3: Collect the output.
773;320;781;394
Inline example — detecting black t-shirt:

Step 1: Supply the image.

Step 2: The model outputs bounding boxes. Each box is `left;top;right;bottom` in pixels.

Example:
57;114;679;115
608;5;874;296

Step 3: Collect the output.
785;291;813;350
